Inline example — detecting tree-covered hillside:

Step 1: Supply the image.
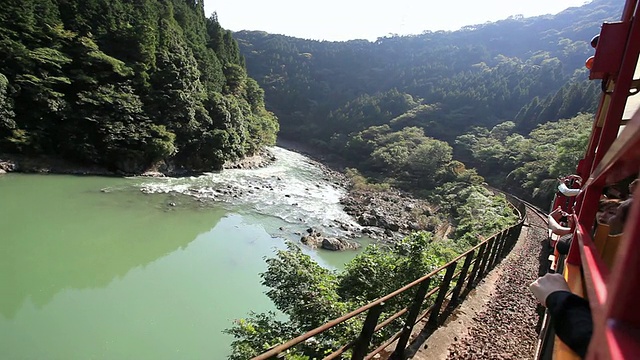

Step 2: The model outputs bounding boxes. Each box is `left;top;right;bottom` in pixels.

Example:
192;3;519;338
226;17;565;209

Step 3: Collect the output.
0;0;278;173
234;0;621;202
236;0;618;142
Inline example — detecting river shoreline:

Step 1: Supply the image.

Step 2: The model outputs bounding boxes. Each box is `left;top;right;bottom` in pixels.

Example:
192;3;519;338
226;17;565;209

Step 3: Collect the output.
0;148;277;177
1;138;344;177
1;144;438;249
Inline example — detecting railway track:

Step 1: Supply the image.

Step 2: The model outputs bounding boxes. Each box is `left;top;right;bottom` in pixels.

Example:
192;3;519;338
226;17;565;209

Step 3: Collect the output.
486;186;548;221
443;192;552;359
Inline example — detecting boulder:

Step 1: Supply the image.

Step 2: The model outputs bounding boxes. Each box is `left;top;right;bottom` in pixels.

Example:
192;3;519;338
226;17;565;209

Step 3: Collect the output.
0;161;16;172
301;235;322;249
357;213;379;227
321;237;360;251
408;222;421;231
386;222;401;232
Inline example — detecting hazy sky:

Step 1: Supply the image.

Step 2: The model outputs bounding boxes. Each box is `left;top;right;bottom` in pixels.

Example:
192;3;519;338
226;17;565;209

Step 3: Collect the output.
204;0;591;41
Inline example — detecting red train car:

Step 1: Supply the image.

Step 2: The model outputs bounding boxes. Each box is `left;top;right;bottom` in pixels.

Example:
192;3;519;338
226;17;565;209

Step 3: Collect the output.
540;0;640;358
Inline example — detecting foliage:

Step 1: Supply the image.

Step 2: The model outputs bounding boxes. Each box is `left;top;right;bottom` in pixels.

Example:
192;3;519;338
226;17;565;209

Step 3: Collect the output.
430;183;519;246
0;0;278;172
344;168;391;192
225;312;301;360
338;232;460;304
341;125;460;189
226;193;517;359
235;0;619;145
0;73;15;142
456;114;593;206
225;244;355;360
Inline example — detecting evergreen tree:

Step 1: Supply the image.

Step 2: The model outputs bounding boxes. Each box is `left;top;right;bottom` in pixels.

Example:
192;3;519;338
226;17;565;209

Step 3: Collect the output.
0;0;279;173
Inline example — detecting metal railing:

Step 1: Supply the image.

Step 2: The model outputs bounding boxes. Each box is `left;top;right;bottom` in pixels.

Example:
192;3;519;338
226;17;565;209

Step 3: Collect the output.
253;198;526;360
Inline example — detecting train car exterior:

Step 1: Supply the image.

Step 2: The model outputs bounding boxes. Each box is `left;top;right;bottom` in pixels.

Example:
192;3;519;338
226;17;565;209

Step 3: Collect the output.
539;0;640;358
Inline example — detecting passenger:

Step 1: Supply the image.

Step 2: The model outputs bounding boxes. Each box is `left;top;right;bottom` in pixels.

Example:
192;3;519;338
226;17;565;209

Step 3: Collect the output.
558;175;582;197
596;199;621;225
547;207;574;257
554;200;620;256
608;199;631;235
530;273;592;358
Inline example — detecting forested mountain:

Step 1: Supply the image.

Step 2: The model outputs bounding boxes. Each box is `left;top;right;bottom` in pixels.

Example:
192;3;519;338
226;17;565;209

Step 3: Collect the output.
234;0;621;202
0;0;278;173
236;0;618;142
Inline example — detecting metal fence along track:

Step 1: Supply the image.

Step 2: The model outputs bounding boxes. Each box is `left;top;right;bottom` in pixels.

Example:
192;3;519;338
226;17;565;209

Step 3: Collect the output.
253;195;529;360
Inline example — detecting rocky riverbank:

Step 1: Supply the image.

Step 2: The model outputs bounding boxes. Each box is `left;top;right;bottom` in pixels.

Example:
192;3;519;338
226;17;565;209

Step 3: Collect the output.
341;188;440;238
0;148;277;177
277;139;443;244
223;149;277;170
0;155;113;176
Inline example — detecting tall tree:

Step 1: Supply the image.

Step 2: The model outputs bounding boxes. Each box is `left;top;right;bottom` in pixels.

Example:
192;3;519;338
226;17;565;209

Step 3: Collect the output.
0;0;278;172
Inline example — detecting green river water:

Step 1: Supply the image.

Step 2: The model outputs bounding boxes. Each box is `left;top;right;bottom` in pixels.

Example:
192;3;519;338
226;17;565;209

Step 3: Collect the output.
0;148;365;359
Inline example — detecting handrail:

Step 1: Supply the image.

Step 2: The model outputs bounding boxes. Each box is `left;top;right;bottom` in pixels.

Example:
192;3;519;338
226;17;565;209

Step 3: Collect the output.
575;223;609;309
252;195;526;360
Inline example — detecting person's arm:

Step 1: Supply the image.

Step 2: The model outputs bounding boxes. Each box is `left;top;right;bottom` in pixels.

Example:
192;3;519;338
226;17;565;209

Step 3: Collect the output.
548;207;572;236
530;273;593;358
546;291;593;358
559;182;581;197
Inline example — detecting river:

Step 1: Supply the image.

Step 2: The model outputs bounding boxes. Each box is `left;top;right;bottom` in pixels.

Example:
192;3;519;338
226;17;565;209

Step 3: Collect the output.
0;147;367;359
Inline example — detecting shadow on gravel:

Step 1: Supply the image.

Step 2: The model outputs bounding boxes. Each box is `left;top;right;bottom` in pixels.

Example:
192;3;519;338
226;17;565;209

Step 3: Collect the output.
535;237;553;334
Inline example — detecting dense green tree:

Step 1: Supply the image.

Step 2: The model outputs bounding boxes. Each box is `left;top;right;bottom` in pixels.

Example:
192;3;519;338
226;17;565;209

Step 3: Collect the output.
456;114;593;206
340;124;458;190
407;140;454;188
0;0;278;173
0;73;15;142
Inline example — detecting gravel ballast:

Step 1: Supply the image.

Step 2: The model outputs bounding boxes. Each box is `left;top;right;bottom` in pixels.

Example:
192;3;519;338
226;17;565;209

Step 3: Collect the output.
445;207;549;359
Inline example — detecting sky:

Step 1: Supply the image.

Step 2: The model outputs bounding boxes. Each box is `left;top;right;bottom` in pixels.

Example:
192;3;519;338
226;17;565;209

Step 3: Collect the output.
204;0;590;41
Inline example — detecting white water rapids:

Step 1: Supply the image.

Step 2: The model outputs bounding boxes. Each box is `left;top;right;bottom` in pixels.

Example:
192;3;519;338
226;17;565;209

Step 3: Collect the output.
132;147;362;238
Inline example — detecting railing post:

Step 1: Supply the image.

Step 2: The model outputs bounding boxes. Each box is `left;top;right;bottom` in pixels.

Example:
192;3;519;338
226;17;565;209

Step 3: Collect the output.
448;251;475;308
390;278;432;360
476;237;494;281
488;232;504;269
506;225;517;252
425;264;457;329
497;229;510;259
489;234;502;269
485;234;499;270
351;303;385;360
514;223;523;245
466;243;486;290
498;229;510;257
